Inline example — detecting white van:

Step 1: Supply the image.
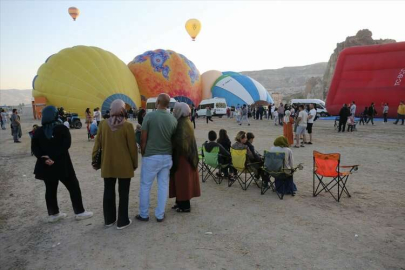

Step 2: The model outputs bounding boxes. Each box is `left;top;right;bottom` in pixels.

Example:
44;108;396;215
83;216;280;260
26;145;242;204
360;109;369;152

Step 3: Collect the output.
291;99;329;117
146;97;177;113
197;98;227;117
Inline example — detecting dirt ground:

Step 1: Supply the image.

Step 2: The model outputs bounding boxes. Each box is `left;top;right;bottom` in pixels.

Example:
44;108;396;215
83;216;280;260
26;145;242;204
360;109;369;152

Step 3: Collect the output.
0;114;404;270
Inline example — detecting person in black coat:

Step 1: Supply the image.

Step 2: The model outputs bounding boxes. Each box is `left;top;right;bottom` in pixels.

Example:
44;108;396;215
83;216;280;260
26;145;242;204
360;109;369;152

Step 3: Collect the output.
32;106;92;223
338;104;351;132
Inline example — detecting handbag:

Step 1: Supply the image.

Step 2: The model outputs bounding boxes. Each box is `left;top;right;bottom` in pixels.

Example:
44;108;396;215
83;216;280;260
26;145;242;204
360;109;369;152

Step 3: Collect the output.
92;148;102;170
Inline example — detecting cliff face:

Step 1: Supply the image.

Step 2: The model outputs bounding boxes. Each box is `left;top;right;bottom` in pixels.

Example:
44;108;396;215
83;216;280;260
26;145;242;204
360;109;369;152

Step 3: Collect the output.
322;29;396;98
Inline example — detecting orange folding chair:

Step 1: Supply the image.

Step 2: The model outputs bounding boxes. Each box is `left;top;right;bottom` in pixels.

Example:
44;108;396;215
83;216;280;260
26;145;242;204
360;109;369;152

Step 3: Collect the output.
313;151;359;202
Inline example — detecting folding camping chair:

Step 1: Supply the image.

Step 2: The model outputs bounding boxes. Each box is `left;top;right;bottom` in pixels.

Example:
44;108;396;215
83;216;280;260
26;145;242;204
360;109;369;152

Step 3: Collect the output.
202;146;229;184
230;148;261;191
198;147;205;177
261;151;303;200
313;151;359;202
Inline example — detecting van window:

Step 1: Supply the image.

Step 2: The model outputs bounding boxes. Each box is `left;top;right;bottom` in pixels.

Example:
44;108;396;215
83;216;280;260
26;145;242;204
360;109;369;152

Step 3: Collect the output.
315;104;324;109
146;102;156;109
216;103;226;108
199;103;214;109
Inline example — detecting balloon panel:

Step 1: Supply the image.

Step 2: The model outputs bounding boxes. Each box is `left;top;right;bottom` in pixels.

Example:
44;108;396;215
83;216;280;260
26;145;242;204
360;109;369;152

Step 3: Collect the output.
326;42;405;118
33;46;141;117
201;70;222;100
128;49;202;106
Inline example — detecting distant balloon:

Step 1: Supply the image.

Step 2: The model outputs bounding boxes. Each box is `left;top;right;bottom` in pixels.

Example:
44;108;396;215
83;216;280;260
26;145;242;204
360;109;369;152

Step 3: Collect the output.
185;19;201;41
68;7;80;21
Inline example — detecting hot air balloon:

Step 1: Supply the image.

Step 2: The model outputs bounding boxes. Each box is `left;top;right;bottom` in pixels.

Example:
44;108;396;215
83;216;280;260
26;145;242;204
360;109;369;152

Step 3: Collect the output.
68;7;79;21
33;46;141;117
128;49;202;106
185;19;201;41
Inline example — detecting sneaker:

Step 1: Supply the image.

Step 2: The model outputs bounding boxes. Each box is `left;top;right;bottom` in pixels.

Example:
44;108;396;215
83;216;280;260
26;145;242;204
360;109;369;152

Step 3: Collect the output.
156;215;165;223
75;211;93;220
135;214;149;222
105;220;116;227
117;219;132;230
48;212;67;223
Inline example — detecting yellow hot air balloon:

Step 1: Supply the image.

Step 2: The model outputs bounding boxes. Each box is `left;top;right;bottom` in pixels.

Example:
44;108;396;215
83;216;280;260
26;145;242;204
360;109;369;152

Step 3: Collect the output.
185;19;201;41
68;7;79;21
33;46;141;118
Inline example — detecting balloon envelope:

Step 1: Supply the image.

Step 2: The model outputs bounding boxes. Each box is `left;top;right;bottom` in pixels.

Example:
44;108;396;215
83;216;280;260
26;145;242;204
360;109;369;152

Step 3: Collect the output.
201;70;222;100
128;49;202;106
33;46;141;117
68;7;79;21
212;72;273;107
326;42;405;118
185;19;201;41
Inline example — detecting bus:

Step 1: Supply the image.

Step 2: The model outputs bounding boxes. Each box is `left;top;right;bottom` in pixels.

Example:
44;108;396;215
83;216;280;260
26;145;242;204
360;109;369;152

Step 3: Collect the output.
146;97;177;113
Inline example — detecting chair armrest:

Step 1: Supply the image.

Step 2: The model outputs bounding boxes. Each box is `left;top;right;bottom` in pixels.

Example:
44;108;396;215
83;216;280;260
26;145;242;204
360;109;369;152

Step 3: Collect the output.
341;165;359;172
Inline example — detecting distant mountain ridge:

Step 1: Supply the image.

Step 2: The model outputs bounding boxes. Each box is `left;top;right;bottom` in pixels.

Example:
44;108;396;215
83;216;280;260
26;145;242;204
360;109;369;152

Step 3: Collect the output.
241;62;327;100
0;89;32;106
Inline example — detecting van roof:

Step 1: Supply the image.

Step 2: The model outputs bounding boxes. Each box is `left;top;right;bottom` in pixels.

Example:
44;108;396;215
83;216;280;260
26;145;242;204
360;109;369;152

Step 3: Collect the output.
146;97;177;102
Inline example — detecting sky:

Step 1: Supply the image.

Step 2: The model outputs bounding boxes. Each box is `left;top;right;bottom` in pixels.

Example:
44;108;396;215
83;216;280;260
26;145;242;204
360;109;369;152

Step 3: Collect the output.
0;0;404;90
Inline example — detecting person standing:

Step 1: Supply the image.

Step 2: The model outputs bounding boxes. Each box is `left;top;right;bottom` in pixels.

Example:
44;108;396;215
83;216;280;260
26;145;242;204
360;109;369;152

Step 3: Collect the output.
137;94;177;223
32;106;93;223
11;109;22;143
278;103;285;125
226;107;231;118
190;104;196;129
350;101;357;117
338;104;350;132
169;103;200;213
1;109;7;130
138;108;146;125
367;103;377;125
307;104;317;144
128;107;134;121
393;101;405;125
283;110;294;146
294;105;308;148
239;104;250;126
94;108;102;126
206;106;213;124
382;103;389;123
92;100;138;229
235;104;241;123
85;108;92;130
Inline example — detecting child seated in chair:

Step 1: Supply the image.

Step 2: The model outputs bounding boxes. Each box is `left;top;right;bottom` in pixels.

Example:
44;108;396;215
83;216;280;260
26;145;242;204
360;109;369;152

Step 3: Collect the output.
203;130;232;179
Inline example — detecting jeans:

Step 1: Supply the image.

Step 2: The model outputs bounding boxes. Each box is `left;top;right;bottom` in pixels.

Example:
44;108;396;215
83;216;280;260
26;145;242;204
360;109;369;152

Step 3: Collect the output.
240;115;250;125
139;155;173;219
394;114;404;125
367;116;374;125
104;178;131;227
44;176;85;216
191;116;196;129
383;113;388;123
12;125;19;142
278;114;284;125
206;116;213;123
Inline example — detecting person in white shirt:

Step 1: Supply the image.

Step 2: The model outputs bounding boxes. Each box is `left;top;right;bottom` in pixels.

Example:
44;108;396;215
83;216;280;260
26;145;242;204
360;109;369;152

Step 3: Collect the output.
306;104;317;144
93;108;101;126
273;108;279;126
350;101;356;117
295;105;308;148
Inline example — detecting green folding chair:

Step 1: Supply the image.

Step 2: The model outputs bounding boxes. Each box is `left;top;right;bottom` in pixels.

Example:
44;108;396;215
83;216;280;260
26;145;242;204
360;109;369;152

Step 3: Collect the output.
202;146;229;184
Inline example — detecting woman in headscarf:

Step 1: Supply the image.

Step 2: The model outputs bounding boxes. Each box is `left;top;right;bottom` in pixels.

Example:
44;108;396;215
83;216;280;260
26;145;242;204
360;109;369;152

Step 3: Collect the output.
92;99;138;230
32;106;93;223
169;102;200;213
269;136;297;196
283;110;294;146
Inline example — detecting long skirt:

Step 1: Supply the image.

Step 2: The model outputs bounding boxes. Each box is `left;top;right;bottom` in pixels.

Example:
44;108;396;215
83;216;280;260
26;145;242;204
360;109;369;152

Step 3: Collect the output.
275;176;297;194
169;156;201;201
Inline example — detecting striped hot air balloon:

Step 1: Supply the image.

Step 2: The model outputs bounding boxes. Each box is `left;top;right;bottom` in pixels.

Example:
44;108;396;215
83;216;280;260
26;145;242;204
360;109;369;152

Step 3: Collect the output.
68;7;80;21
211;72;273;107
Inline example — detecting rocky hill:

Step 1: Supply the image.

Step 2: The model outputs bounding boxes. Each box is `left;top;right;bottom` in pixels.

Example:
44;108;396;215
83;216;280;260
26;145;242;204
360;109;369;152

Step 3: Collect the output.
322;29;396;98
0;89;32;106
241;62;327;100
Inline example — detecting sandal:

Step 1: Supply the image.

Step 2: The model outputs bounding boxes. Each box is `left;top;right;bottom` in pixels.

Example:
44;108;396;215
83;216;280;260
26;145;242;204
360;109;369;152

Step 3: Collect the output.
176;208;190;213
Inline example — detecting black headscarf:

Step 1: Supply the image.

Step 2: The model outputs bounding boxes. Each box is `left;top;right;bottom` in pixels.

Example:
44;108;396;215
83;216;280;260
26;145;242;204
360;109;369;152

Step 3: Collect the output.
41;106;61;139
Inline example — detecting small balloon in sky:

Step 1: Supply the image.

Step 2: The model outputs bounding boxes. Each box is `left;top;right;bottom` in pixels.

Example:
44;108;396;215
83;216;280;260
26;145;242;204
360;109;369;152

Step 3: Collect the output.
185;19;201;41
68;7;80;21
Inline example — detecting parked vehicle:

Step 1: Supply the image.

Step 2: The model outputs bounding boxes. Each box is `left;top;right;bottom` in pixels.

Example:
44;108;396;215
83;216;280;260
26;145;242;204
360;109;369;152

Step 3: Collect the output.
64;113;82;129
291;99;329;117
196;98;227;117
146;97;177;113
